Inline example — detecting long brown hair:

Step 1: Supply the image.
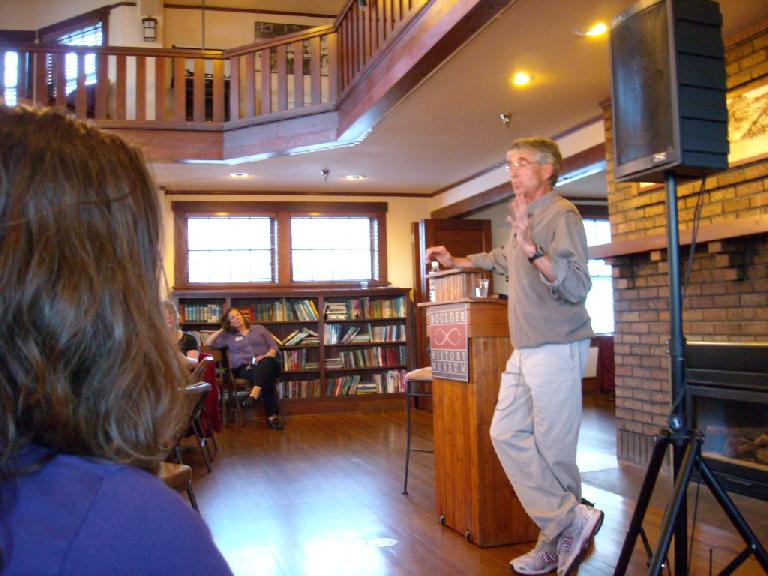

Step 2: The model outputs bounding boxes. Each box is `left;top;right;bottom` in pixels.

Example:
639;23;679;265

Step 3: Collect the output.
221;307;250;333
0;106;186;472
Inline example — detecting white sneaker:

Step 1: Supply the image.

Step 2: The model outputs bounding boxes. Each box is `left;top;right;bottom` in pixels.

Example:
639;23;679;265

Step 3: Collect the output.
510;534;558;575
556;504;604;576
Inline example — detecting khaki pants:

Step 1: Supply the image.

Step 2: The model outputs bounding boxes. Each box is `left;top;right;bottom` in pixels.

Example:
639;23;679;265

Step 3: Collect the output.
489;339;590;541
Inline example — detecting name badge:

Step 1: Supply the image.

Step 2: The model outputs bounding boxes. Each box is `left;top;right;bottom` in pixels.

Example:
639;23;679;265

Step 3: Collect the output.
235;336;244;342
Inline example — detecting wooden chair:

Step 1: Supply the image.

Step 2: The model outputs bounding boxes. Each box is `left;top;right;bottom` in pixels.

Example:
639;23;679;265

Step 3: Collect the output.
402;366;433;496
174;381;213;472
189;355;219;452
157;461;199;511
207;347;251;427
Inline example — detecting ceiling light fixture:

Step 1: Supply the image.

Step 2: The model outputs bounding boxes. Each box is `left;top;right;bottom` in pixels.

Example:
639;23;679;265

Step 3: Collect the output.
499;113;511;128
575;21;608;37
346;175;366;181
321;168;330;182
229;172;249;178
511;71;533;87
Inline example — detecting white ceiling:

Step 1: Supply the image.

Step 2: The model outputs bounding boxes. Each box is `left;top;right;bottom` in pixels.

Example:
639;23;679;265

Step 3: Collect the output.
152;0;768;202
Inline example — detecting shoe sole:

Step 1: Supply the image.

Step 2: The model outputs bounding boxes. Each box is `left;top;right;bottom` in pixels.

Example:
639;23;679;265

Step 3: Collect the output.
558;509;603;576
510;564;557;575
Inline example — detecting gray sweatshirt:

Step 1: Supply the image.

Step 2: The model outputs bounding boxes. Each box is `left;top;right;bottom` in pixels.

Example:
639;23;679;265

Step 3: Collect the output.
467;191;593;349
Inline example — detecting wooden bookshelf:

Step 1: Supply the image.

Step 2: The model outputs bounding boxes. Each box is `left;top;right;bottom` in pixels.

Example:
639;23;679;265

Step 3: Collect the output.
174;287;414;415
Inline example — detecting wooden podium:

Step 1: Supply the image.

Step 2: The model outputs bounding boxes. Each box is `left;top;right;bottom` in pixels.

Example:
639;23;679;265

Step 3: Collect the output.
421;269;537;547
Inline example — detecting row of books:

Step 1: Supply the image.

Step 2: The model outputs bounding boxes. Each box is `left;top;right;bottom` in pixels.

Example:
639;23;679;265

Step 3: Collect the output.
239;299;319;322
180;302;224;323
280;349;320;372
327;345;407;369
322;296;406;320
278;327;320;346
323;323;406;344
276;380;324;400
325;369;407;396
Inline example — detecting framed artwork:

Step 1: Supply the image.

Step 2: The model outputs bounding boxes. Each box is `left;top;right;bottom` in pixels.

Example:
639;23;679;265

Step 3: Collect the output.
727;75;768;165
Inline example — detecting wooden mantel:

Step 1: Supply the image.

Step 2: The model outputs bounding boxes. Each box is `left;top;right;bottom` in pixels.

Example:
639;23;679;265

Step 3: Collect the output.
589;214;768;259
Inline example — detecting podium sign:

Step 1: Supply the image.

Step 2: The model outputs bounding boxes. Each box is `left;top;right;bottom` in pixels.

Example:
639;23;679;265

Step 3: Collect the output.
427;304;469;381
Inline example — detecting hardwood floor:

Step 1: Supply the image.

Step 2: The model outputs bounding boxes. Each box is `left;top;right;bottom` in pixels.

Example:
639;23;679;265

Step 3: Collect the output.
185;396;767;575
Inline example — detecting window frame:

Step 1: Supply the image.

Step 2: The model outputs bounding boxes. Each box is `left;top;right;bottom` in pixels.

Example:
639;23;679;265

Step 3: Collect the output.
172;201;388;291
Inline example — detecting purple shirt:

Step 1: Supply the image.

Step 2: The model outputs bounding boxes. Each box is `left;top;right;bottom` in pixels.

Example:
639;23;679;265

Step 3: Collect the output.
209;325;278;369
0;445;232;575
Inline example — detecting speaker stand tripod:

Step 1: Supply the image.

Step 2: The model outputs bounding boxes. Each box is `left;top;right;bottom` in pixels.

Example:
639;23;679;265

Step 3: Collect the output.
612;173;768;576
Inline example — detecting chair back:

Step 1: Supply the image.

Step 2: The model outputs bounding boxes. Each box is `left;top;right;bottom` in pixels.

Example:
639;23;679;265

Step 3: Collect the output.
181;381;211;428
190;356;212;382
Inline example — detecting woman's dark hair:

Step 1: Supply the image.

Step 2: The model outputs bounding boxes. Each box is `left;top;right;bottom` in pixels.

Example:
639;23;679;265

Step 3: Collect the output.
221;307;250;333
0;106;187;473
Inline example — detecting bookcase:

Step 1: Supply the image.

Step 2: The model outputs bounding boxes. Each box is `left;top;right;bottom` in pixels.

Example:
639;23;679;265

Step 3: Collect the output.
174;287;413;415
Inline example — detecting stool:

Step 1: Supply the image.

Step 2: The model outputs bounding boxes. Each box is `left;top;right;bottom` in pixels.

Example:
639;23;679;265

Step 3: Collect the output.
402;367;433;496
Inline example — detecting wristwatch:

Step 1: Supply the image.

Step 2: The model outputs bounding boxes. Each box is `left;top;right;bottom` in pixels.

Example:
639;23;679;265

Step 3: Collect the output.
528;245;546;263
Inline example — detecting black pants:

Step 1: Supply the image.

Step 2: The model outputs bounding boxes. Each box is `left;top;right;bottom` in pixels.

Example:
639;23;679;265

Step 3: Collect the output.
233;357;281;417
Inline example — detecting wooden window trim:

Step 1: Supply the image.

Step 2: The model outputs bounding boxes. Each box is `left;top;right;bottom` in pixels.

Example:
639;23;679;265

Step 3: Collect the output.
172;201;388;291
39;7;109;45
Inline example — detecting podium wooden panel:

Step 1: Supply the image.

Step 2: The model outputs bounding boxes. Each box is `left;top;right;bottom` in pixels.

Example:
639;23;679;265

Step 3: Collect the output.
427;300;538;547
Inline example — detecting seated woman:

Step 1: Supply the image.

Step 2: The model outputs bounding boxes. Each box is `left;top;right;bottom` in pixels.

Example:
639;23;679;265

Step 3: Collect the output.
207;308;283;430
0;106;231;575
162;300;200;367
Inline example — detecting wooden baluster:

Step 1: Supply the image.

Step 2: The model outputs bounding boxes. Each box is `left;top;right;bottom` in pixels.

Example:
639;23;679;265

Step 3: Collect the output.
363;0;371;65
136;55;147;121
212;58;225;122
115;54;126;120
95;53;108;119
193;58;205;122
155;56;167;121
34;52;47;107
292;40;304;110
276;44;287;112
54;52;66;109
0;52;5;106
357;3;365;73
244;52;255;118
327;33;338;103
309;37;321;105
378;0;386;46
392;0;401;33
229;55;240;121
260;49;271;115
173;57;186;122
76;53;87;120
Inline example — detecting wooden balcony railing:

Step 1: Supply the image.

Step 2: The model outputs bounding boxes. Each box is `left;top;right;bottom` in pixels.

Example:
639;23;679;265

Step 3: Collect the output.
0;0;428;131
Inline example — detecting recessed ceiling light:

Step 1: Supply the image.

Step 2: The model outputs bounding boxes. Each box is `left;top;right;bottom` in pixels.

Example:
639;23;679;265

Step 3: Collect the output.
575;21;608;37
345;174;367;181
229;172;249;178
511;71;533;87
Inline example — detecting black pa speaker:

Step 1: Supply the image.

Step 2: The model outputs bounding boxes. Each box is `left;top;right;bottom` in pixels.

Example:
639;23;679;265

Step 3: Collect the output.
610;0;728;183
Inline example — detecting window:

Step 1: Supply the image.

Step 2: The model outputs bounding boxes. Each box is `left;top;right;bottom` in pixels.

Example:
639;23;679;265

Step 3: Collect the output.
291;217;378;281
56;23;103;95
583;219;613;334
173;201;387;288
3;51;19;105
187;216;275;283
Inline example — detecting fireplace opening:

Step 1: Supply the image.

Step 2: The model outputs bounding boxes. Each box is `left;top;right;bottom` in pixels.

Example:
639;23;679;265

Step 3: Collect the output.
686;342;768;501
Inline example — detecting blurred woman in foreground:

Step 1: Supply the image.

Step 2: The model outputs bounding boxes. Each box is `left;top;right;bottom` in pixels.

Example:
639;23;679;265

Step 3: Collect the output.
0;106;232;575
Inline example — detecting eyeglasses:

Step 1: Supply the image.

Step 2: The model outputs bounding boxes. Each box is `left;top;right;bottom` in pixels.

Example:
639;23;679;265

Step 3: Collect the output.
507;158;536;170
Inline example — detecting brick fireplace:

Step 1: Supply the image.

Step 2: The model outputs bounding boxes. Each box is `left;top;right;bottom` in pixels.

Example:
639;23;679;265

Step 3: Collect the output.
593;20;768;469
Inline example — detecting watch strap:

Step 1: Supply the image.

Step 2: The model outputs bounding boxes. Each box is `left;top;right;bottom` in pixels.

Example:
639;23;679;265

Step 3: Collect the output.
528;245;545;263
